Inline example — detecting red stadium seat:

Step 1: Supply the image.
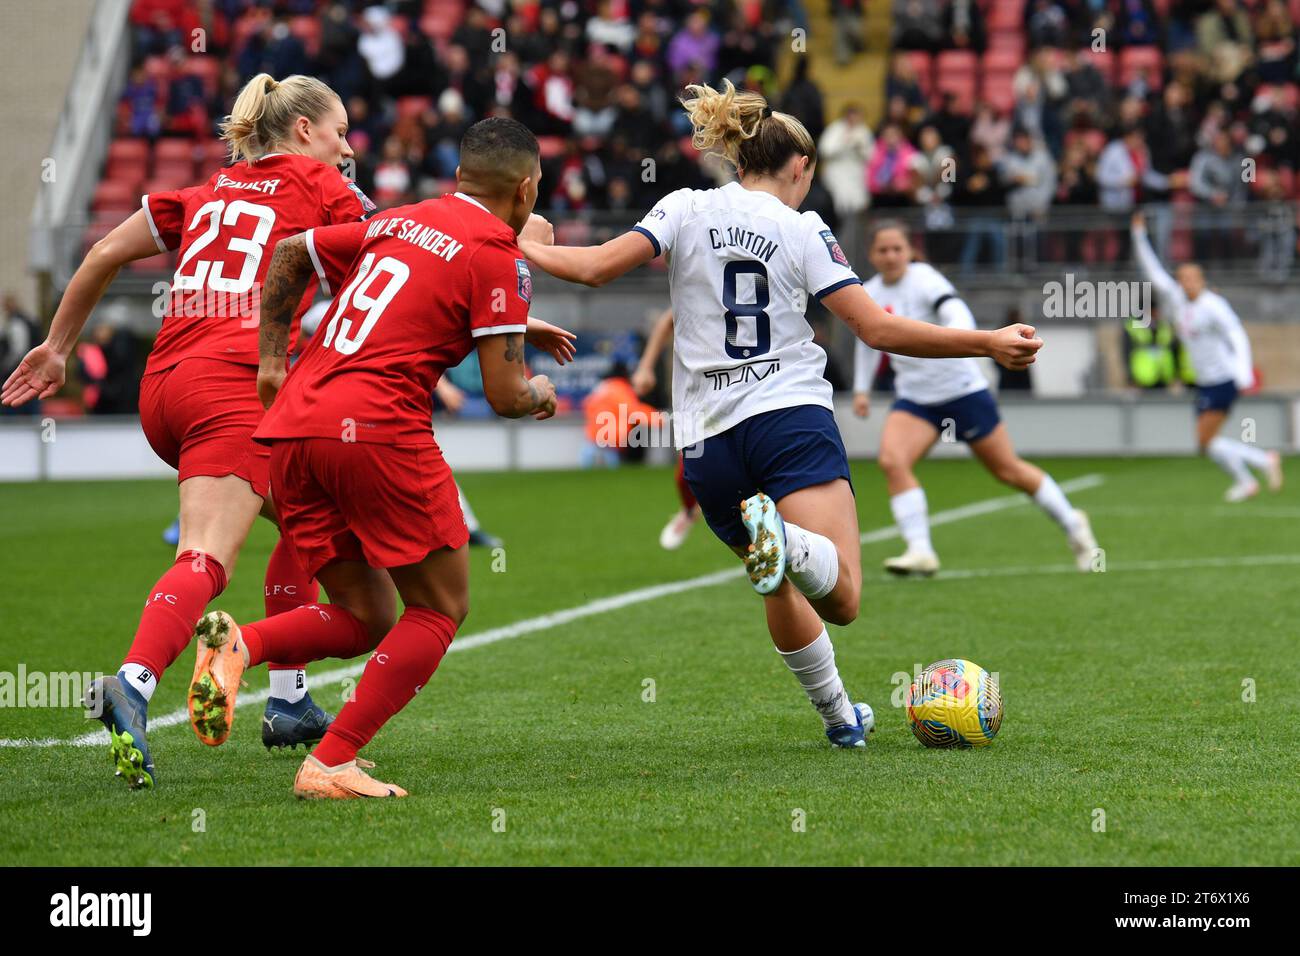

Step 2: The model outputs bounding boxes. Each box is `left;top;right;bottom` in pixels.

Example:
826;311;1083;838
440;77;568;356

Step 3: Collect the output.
396;95;434;120
289;15;321;57
1118;47;1164;90
982;49;1021;75
987;31;1025;58
153;139;195;164
91;180;137;213
151;159;194;186
107;139;149;167
983;72;1016;113
935;50;978;112
1083;48;1117;85
180;56;220;98
904;51;932;96
537;135;567;160
986;0;1025;31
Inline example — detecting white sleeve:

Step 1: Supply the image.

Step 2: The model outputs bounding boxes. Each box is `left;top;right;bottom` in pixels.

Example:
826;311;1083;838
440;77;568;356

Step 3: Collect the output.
853;338;882;393
936;295;977;331
1215;298;1255;388
632;188;691;258
1131;226;1179;305
800;212;861;301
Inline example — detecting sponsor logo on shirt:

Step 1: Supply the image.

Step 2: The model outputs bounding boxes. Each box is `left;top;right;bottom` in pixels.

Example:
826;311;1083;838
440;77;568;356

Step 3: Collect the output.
516;259;533;303
819;229;849;267
215;173;281;195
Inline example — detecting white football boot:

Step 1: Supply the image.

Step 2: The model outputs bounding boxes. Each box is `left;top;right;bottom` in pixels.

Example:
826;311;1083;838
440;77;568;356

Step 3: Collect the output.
739;493;786;594
658;506;700;550
1224;480;1260;503
1068;509;1099;572
884;547;940;577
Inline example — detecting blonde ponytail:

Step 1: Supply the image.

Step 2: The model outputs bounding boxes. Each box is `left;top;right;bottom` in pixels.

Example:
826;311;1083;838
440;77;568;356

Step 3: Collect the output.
680;79;817;176
219;73;340;164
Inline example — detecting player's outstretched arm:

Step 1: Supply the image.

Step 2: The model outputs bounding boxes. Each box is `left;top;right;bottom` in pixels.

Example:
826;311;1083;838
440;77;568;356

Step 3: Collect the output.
477;331;558;420
1;210;160;407
1130;211;1178;301
822;282;1043;370
256;233;315;408
518;230;656;288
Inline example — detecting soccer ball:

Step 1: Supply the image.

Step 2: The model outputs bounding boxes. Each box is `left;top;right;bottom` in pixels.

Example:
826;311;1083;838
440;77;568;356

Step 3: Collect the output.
905;659;1002;748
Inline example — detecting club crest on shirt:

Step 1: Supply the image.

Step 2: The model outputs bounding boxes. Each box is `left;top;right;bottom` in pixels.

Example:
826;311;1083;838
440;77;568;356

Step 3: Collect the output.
515;259;533;303
819;229;849;267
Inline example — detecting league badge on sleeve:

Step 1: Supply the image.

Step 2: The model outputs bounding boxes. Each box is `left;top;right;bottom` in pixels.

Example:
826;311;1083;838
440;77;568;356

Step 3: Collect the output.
347;180;378;216
515;259;533;303
820;229;850;267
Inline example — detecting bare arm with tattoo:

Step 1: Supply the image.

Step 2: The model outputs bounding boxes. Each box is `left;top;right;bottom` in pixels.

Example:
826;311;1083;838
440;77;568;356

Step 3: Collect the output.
476;332;557;419
256;233;315;409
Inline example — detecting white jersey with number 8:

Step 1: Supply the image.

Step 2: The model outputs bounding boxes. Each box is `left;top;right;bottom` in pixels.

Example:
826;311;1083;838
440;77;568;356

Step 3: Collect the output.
633;181;861;449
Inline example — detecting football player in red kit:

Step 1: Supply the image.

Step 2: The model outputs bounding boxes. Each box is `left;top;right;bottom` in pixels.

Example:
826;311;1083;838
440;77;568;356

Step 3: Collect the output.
189;117;572;799
1;74;374;788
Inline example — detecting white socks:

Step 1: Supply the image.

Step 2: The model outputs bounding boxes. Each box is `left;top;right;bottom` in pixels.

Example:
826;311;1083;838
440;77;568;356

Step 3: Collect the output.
890;487;935;555
778;629;857;729
1033;474;1082;535
457;483;480;533
269;668;308;704
783;521;840;599
1208;436;1268;483
118;663;157;702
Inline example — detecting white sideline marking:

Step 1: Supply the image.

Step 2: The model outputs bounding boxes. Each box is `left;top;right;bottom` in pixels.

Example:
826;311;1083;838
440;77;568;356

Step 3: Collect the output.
924;552;1300;581
0;474;1104;749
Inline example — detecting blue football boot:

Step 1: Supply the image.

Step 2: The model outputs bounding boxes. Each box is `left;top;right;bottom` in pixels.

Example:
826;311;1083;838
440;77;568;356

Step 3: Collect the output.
84;674;156;789
263;692;334;750
826;703;876;750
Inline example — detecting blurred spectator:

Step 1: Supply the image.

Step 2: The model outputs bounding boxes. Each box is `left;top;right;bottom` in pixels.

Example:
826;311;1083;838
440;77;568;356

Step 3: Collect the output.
357;6;404;89
1197;0;1255;83
868;123;919;208
666;10;720;78
819;104;873;258
969;102;1011;163
943;0;986;53
781;58;826;143
582;361;662;469
1002;128;1057;260
833;0;866;65
952;145;1008;272
894;0;944;51
1253;0;1297;84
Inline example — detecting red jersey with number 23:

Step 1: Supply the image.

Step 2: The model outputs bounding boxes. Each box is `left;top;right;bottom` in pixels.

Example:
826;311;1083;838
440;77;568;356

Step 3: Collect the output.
141;152;372;374
255;192;533;446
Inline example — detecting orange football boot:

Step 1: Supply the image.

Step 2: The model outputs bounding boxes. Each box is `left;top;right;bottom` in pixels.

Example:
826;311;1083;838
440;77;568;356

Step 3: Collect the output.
188;610;247;746
293;756;408;799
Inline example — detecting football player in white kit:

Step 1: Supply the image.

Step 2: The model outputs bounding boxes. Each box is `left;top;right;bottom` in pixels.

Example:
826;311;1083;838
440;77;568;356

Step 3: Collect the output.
852;222;1100;575
1131;211;1284;502
518;80;1041;750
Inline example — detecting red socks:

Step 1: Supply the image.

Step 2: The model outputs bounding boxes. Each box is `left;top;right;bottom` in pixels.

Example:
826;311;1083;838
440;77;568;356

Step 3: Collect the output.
312;607;456;767
263;536;319;672
123;550;228;678
241;603;374;669
676;455;697;511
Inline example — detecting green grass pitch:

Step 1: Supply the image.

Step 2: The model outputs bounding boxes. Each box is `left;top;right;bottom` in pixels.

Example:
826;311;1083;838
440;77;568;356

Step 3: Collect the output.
0;456;1296;866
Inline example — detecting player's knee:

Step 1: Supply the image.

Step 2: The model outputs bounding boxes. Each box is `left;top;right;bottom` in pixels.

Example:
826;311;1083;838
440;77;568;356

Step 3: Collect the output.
877;450;907;478
820;588;860;627
355;605;397;646
993;462;1023;486
446;594;469;628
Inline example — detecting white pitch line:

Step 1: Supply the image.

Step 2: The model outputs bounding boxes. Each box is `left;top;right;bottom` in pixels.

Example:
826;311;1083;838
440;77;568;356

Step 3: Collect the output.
921;552;1300;581
0;474;1104;749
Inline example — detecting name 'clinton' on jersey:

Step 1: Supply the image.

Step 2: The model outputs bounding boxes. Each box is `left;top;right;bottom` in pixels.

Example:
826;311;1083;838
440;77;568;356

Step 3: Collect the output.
859;262;989;406
632;181;861;449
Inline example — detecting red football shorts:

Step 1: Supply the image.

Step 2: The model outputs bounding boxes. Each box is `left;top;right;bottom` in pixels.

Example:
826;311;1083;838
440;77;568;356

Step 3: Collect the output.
138;357;270;499
269;437;468;578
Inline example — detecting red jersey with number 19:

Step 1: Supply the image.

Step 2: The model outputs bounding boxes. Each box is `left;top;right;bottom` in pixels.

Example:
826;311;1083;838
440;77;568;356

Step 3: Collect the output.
141;152;372;374
255;192;533;446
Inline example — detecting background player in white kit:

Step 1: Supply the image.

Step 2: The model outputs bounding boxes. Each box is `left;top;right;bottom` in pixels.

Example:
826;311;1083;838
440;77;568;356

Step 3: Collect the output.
852;223;1099;575
520;80;1042;750
1131;211;1283;502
